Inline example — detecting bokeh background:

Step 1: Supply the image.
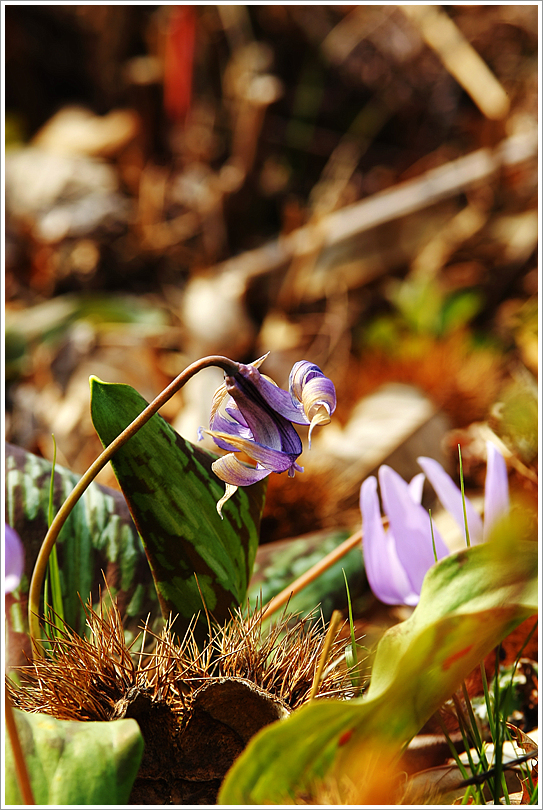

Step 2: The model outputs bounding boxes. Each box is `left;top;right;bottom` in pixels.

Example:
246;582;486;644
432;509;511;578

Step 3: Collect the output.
5;4;538;549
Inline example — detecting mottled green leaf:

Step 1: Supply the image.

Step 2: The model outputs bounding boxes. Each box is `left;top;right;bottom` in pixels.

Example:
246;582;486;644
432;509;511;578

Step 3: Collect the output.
90;378;266;642
219;518;537;804
5;443;157;666
5;709;143;805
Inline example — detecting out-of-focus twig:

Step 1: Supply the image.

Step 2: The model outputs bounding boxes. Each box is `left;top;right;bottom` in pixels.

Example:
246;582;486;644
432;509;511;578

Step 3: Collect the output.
322;5;394;64
400;5;510;120
223;41;283;179
409;201;489;281
198;129;536;299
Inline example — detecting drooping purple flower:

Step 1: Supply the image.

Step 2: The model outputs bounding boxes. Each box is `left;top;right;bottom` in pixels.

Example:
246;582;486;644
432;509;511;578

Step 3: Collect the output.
200;354;336;515
5;524;25;594
360;442;510;605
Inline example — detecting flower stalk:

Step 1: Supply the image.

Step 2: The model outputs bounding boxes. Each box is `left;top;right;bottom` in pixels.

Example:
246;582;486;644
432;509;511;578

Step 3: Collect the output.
28;355;239;658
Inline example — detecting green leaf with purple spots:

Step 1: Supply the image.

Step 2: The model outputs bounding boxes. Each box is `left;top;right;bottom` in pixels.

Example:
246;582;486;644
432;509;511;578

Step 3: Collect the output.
90;377;266;642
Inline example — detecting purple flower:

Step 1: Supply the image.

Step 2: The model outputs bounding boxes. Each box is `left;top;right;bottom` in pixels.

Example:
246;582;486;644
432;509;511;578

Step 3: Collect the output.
201;355;336;515
5;524;25;594
360;442;510;605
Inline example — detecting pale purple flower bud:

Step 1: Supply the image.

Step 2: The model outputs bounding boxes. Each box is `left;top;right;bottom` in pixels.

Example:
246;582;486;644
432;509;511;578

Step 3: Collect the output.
417;456;484;544
360;476;419;606
418;442;510;545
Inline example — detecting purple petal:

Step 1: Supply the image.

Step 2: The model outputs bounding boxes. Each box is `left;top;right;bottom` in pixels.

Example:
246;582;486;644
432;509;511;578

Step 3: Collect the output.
210;396;250;433
257;377;305;423
206;431;245;454
208;408;253;451
5;524;24;593
408;473;425;504
227;365;303;455
216;483;239;518
360;477;419;605
288;460;304;477
225;405;249;429
211;454;271;486
301;377;337;445
484;442;510;540
204;429;298;473
379;466;449;595
289;361;337;426
417;456;484;545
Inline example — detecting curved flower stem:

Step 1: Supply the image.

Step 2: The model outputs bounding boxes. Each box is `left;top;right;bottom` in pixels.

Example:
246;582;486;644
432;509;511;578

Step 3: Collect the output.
28;355;239;658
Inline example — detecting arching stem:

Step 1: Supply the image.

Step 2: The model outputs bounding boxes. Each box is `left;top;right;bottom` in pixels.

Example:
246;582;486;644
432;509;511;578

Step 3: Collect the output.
28;355;238;658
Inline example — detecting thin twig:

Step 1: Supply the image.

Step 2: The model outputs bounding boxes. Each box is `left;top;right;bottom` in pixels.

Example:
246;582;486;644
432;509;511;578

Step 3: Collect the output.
400;4;509;120
191;130;536;298
261;527;372;621
309;610;344;701
5;684;35;804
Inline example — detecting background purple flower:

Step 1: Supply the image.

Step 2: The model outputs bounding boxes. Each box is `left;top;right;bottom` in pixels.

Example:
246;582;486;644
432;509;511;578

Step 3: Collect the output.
417;441;510;545
5;524;25;594
361;467;449;605
360;442;510;605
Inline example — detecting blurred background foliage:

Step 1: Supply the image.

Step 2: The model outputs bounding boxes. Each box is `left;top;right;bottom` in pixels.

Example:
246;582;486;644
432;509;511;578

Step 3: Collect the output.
4;4;538;548
4;10;538;802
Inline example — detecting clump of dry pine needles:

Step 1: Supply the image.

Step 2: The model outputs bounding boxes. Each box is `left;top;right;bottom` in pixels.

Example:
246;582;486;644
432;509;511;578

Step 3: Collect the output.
8;590;361;804
9;594;358;718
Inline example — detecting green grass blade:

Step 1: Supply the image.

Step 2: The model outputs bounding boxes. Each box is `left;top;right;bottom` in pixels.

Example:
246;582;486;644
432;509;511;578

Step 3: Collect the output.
458;444;470;547
46;436;64;639
491;649;507;805
429;508;437;562
342;570;361;692
436;713;481;805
